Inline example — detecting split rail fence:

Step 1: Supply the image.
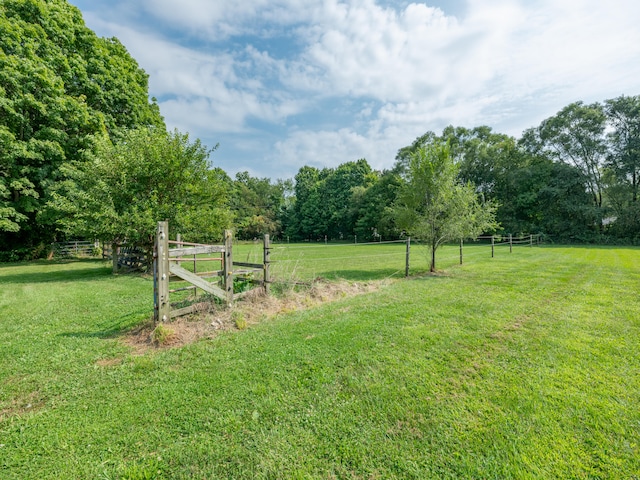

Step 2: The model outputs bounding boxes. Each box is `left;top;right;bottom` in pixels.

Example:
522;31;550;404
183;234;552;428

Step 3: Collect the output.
153;221;270;322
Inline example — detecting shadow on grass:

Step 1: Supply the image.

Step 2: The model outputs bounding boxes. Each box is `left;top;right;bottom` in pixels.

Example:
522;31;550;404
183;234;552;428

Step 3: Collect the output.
58;309;151;339
0;259;116;284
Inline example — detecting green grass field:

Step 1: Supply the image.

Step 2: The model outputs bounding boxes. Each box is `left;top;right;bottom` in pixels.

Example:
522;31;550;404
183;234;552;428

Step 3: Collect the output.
1;245;639;479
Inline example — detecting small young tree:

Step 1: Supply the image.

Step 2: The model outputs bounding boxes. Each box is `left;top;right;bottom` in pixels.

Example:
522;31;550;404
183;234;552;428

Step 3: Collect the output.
49;127;233;269
394;141;497;272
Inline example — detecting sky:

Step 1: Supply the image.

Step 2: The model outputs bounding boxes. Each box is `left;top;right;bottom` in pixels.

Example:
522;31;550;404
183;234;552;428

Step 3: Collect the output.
67;0;640;180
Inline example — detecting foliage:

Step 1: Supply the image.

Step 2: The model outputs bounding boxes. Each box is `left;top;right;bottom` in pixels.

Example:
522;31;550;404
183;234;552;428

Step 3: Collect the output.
603;95;640;239
151;324;176;346
230;172;291;240
435;125;596;240
323;159;374;239
526;102;607;212
352;168;402;241
232;310;247;330
48;128;232;265
279;99;639;246
503;157;598;240
286;160;376;241
394;140;498;271
0;0;163;253
286;165;329;240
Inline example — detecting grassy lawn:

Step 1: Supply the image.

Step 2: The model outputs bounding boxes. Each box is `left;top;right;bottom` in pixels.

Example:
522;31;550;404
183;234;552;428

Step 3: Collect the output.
1;245;639;479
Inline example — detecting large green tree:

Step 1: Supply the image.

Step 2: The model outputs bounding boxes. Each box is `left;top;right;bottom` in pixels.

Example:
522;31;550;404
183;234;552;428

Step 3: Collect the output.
394;140;497;272
286;166;328;240
0;0;163;254
323;159;374;239
352;168;402;241
527;102;607;214
286;160;375;241
605;96;640;200
439;125;596;239
230;172;291;240
49;128;232;267
603;95;640;238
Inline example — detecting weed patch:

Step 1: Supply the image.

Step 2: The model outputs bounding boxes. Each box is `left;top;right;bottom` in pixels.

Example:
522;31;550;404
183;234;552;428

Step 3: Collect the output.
119;279;382;353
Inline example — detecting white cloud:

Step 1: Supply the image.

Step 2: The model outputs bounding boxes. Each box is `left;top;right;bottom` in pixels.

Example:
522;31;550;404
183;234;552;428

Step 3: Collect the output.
268;94;503;177
79;13;305;136
271;127;394;171
138;0;320;40
72;0;640;178
281;1;464;101
285;0;640;109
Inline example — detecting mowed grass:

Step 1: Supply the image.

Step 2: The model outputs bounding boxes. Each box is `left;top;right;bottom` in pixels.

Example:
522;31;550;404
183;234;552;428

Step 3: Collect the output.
0;245;639;479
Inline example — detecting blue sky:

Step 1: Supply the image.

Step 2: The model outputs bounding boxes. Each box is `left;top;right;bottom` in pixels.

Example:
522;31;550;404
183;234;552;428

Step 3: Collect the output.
67;0;640;180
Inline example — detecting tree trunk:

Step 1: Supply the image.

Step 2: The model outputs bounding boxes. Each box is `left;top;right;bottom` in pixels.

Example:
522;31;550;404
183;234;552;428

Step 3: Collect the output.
430;241;437;272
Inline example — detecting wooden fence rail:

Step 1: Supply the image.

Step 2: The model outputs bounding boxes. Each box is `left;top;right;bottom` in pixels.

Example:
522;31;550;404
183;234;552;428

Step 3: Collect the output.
153;221;270;322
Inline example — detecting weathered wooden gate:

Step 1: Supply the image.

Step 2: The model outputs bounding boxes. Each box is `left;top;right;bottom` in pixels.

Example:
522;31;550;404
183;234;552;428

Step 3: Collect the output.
153;221;270;322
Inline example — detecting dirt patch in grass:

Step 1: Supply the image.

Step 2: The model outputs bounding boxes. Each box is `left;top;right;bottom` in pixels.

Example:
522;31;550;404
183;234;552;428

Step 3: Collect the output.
0;391;45;420
120;279;384;354
96;357;124;367
487;314;533;341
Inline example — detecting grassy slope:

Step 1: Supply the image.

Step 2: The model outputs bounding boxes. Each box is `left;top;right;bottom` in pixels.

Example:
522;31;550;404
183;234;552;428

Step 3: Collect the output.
0;246;639;479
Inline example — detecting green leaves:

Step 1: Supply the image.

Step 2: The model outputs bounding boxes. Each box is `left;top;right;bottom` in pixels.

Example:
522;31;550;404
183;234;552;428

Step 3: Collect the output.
0;0;163;252
394;140;497;271
287;160;374;241
535;101;607;210
49;128;232;258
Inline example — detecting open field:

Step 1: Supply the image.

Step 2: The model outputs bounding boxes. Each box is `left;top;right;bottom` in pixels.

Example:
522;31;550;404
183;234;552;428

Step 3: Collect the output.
1;245;639;479
218;238;502;282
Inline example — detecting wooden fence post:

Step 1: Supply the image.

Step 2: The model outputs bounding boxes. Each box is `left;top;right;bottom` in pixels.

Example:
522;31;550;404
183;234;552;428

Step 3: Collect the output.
460;238;463;265
223;230;234;304
509;234;513;253
155;221;170;322
405;237;410;277
264;234;271;295
530;234;533;247
491;236;495;258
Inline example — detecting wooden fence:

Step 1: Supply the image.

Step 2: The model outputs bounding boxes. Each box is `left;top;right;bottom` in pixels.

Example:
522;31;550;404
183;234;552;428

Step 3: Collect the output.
153;221;270;322
102;244;147;272
50;240;97;258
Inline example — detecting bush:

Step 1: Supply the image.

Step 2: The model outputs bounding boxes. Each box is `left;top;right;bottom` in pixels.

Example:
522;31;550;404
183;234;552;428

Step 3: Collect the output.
0;244;48;262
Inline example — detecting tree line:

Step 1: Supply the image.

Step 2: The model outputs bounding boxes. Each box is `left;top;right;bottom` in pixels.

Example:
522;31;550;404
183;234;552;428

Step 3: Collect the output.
277;97;640;245
1;0;639;262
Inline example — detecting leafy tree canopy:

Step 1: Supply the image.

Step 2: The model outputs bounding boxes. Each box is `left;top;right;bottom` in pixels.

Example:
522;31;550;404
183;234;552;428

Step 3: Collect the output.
394;140;498;272
524;101;607;211
285;160;375;241
0;0;163;251
48;128;232;265
230;172;291;240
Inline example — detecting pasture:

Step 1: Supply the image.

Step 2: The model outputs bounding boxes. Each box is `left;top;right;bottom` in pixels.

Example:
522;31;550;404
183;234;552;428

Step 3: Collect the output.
0;244;639;479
